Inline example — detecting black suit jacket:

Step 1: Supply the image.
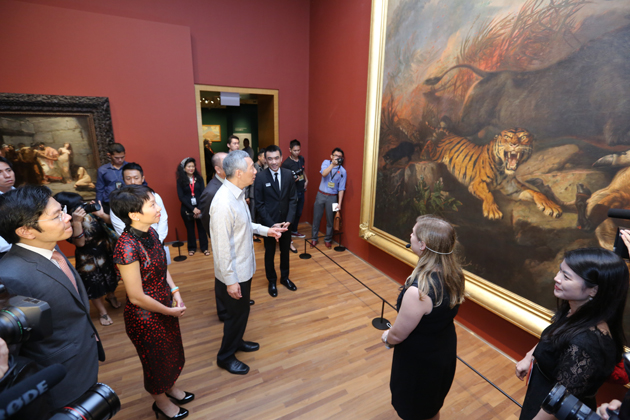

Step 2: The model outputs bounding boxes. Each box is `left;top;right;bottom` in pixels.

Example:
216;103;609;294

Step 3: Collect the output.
0;244;102;409
254;168;297;226
199;176;223;234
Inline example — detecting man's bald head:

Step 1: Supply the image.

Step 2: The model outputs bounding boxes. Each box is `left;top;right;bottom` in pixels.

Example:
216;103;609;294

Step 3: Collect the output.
213;152;227;178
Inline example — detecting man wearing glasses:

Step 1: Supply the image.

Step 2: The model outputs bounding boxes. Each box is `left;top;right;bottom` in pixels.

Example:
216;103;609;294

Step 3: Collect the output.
0;185;103;410
311;148;346;248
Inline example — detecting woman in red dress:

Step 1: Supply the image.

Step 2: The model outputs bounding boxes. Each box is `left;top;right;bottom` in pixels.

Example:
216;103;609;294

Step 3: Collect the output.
111;185;193;419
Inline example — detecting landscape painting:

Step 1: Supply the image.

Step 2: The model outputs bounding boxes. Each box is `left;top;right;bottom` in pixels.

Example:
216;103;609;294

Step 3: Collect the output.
361;0;630;335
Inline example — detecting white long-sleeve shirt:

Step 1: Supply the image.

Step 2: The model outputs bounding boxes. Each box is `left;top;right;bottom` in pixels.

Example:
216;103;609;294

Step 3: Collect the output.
210;179;269;286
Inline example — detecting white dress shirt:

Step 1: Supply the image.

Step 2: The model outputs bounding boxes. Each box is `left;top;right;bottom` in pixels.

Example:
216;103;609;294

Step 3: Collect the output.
0;187;15;253
210;179;269;286
270;168;281;189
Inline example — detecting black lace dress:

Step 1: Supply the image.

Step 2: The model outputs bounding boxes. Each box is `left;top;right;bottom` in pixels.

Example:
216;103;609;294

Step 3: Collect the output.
519;325;617;420
390;273;460;420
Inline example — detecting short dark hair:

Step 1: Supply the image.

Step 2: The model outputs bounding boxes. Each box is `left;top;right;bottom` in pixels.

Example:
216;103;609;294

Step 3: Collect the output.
122;162;144;177
228;135;240;145
203;139;210;147
243;138;250;145
109;185;155;227
332;147;344;157
265;144;282;157
290;139;301;149
108;143;125;155
257;148;266;157
0;156;13;169
0;185;51;244
53;192;84;214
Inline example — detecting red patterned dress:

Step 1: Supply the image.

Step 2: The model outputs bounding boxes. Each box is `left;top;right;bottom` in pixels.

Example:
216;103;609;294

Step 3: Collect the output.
113;227;185;394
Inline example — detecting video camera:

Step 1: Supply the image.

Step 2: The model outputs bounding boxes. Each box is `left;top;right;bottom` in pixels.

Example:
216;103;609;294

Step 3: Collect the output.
0;284;120;419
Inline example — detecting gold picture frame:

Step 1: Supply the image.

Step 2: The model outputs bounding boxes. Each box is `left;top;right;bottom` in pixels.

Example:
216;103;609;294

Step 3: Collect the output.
359;0;554;338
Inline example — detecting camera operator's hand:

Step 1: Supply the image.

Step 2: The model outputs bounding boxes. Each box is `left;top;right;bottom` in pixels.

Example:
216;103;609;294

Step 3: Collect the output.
597;400;622;419
0;338;9;378
72;206;87;223
92;200;107;219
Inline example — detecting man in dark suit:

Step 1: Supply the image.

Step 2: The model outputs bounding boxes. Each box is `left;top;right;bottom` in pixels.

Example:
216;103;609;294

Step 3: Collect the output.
0;185;102;410
254;144;298;297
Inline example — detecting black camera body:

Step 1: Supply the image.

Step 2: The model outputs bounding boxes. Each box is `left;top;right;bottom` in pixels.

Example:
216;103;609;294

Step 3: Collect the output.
80;202;101;214
336;157;344;166
0;285;52;345
291;167;304;182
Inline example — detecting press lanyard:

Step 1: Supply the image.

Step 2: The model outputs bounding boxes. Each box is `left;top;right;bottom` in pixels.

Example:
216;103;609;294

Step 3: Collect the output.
189;177;196;197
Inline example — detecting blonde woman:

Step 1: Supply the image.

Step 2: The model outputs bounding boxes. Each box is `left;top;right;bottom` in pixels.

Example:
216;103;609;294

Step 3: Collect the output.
381;215;465;420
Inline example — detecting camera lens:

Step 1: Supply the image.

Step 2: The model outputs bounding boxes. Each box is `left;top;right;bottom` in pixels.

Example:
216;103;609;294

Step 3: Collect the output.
49;383;121;420
81;202;101;213
0;307;29;344
0;295;52;345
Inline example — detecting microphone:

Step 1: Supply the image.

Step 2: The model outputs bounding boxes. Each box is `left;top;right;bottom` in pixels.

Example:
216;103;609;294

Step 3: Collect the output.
0;363;67;418
405;243;411;248
608;208;630;220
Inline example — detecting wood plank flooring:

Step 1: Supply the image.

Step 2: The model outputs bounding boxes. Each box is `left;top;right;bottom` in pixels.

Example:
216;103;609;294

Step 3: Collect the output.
90;224;526;419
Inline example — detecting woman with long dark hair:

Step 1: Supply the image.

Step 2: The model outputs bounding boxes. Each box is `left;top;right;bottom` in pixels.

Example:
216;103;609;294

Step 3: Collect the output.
175;157;208;256
516;247;629;420
53;192;120;326
381;215;466;420
111;185;192;419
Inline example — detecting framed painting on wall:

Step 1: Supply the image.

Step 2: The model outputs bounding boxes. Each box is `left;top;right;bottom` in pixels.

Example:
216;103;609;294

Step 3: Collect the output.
360;0;630;337
0;93;114;201
202;124;221;142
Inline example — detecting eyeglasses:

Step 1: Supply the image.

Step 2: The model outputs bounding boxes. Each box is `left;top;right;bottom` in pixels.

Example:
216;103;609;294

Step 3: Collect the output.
39;205;67;222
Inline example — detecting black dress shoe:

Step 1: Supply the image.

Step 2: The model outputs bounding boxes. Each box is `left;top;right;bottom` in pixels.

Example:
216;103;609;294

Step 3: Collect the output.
250;299;255;305
238;341;260;352
268;282;278;297
253;237;261;243
217;356;250;375
166;391;195;405
280;278;297;291
152;402;189;419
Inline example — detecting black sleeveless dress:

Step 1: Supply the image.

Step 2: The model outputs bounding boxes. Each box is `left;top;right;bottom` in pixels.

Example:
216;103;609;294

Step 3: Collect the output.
390;273;459;419
519;325;617;420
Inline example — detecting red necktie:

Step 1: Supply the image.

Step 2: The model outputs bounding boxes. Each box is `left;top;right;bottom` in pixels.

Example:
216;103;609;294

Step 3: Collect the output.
51;250;79;293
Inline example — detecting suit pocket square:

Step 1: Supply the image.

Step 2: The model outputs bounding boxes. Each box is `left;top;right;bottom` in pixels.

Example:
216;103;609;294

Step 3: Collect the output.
265;183;271;187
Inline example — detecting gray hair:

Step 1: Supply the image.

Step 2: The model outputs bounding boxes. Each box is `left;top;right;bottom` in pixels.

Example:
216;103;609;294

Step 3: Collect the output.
223;150;249;178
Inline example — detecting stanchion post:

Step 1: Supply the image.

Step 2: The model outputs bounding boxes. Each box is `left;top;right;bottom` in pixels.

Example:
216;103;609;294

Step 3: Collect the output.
172;228;187;262
334;231;346;252
299;236;312;260
372;300;391;330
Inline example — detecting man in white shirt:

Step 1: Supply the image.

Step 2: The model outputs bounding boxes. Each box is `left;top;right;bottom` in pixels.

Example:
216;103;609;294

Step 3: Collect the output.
109;162;171;263
209;150;285;375
0;156;16;258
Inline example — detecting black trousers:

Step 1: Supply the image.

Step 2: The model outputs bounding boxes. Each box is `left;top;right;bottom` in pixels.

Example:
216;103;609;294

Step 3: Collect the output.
215;278;251;362
264;230;291;283
180;207;208;252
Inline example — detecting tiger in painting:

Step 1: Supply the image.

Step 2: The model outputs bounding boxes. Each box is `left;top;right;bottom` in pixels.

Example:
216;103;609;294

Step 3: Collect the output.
421;128;562;220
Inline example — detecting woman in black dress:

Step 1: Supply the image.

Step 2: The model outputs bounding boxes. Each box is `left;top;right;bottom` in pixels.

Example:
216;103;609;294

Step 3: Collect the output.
516;248;628;420
176;157;208;256
381;215;465;420
54;192;121;326
111;185;193;420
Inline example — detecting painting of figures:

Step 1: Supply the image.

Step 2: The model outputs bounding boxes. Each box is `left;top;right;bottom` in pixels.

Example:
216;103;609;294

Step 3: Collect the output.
0;114;99;200
366;0;630;333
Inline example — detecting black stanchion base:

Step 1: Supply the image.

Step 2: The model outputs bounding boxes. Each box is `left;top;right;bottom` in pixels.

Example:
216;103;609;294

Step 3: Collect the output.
334;246;346;252
171;241;184;248
173;255;187;262
372;317;391;330
299;253;312;260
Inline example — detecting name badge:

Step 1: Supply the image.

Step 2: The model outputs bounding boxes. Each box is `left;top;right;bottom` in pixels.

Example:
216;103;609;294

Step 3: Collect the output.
327;181;335;188
298;175;305;181
265;183;271;187
115;182;123;189
190;197;197;206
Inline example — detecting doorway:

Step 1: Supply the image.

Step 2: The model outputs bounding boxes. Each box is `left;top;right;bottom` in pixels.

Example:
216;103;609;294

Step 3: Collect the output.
194;84;278;182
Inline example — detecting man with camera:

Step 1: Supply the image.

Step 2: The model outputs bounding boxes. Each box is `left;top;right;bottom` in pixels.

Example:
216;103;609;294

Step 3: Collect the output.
282;139;308;248
311;148;346;248
0;185;102;410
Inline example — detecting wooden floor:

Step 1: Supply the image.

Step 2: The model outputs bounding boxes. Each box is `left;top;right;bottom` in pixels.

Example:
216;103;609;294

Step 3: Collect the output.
91;223;526;419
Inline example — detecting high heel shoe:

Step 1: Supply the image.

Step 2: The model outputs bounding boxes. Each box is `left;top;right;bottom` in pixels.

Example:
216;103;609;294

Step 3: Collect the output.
166;391;195;404
152;402;189;419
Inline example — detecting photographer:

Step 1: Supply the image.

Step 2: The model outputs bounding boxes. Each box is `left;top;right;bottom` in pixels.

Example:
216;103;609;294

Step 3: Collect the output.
0;185;102;411
54;192;121;326
311;148;346;249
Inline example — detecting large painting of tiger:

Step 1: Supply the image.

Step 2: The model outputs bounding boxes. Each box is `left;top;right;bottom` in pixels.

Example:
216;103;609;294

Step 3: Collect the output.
420;128;563;220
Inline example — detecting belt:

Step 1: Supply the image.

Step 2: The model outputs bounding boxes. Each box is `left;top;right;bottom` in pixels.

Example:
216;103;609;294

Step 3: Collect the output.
318;190;337;196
